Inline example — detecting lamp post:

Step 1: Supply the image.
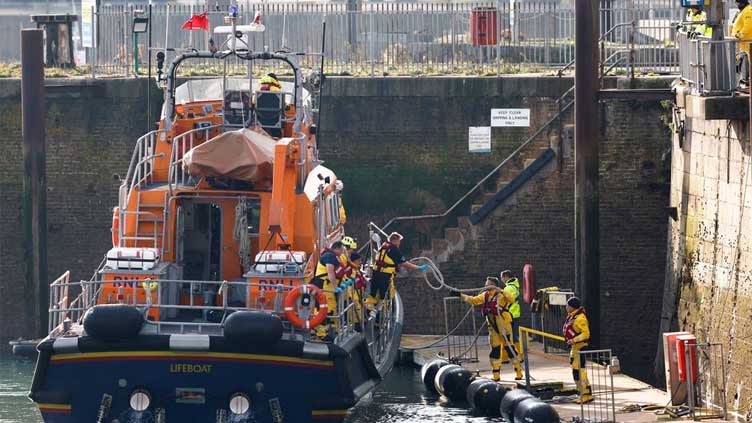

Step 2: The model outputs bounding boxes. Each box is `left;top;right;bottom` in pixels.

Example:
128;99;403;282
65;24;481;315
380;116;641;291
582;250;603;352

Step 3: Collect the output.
132;11;148;75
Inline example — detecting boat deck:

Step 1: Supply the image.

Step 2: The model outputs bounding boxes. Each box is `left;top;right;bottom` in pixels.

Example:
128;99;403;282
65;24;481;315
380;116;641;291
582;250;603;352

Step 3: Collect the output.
399;335;721;422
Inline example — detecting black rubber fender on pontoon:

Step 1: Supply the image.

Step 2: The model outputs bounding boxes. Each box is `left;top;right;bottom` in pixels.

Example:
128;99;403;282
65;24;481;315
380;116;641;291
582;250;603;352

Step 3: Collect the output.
83;304;145;342
466;378;507;416
420;359;450;394
499;389;535;421
434;364;475;402
224;311;283;346
513;397;560;423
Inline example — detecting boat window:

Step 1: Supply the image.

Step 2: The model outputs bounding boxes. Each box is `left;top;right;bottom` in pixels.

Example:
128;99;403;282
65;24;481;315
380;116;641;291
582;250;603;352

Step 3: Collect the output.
246;200;261;238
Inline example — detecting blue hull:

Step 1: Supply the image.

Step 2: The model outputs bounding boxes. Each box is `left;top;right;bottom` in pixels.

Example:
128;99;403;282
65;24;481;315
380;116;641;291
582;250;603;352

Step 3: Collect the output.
30;334;383;423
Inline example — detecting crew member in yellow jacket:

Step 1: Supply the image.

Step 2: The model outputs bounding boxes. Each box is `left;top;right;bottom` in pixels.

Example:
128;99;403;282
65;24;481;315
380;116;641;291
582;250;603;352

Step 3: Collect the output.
731;0;752;84
453;277;523;382
563;296;593;404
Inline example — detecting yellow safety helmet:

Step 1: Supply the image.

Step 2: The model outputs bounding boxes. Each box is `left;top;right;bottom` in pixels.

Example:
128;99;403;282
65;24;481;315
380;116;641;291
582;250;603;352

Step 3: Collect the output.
341;236;357;249
260;73;282;88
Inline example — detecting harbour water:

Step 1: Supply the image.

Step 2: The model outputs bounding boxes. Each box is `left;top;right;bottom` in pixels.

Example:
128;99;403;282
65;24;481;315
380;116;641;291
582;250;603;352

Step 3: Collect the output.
0;354;499;422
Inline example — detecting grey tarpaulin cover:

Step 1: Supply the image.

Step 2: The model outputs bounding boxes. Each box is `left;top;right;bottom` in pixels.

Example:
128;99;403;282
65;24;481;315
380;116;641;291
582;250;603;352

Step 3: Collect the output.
182;128;276;183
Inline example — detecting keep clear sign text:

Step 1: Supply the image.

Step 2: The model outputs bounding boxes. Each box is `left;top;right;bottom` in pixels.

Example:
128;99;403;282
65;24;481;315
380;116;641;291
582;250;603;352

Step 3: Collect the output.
468;127;492;153
491;108;531;127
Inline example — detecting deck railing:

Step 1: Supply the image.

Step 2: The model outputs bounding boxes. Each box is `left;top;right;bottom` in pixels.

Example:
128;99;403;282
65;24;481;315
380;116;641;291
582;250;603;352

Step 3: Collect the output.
677;31;737;95
47;275;390;348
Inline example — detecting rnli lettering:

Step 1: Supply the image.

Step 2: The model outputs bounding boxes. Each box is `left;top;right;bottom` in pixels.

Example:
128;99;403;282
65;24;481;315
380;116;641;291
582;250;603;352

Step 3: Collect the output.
170;364;212;374
107;276;154;288
255;279;298;292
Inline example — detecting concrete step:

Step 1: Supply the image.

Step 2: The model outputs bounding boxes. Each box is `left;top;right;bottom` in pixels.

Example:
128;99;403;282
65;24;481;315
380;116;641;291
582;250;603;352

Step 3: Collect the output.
444;227;465;252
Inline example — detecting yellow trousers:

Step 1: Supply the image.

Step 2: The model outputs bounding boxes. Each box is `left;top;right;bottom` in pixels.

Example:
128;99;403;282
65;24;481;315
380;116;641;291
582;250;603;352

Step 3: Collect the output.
488;315;523;381
570;343;592;398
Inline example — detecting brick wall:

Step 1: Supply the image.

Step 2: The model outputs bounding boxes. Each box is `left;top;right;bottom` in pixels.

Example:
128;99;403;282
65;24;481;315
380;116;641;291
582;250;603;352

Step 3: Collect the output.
0;77;671;386
320;81;671;383
661;90;752;410
0;78;159;345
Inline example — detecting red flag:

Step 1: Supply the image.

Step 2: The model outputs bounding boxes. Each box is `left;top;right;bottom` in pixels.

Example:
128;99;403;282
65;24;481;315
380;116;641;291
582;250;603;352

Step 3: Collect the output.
182;12;209;31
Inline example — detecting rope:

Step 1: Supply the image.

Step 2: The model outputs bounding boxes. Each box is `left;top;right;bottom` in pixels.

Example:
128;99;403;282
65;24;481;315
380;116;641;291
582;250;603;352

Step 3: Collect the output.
403;257;484;293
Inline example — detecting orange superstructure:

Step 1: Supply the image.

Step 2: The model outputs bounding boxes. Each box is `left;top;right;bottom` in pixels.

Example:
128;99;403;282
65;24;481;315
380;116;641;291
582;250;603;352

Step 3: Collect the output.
98;61;343;318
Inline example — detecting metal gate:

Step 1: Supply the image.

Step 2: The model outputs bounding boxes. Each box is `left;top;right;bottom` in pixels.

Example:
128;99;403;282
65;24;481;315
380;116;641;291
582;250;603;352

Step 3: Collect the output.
443;296;479;364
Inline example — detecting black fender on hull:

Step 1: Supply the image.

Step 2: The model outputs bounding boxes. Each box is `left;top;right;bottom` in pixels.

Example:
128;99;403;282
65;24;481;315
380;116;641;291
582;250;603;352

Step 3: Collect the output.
224;311;283;346
83;305;144;342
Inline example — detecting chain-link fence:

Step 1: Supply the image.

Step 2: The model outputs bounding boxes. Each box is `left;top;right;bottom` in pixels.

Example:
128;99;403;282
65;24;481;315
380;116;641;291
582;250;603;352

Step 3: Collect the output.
1;0;683;76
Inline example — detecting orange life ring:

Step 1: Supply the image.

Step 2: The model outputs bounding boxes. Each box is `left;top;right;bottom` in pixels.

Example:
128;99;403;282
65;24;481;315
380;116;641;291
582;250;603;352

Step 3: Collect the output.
522;263;536;304
283;284;328;329
111;207;120;247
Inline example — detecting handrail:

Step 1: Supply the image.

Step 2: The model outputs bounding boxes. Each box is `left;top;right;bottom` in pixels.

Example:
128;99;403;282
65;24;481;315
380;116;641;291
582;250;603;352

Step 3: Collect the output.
360;93;575;247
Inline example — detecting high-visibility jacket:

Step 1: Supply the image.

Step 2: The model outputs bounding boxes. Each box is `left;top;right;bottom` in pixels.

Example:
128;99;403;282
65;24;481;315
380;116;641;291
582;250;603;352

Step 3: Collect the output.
686;10;711;37
314;249;342;284
373;243;399;274
259;75;282;92
731;5;752;56
504;278;521;319
461;287;515;334
563;307;590;349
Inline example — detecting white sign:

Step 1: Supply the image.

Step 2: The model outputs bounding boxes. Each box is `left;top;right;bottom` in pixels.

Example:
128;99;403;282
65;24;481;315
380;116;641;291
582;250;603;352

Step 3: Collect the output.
468;127;491;153
81;0;97;48
491;108;530;127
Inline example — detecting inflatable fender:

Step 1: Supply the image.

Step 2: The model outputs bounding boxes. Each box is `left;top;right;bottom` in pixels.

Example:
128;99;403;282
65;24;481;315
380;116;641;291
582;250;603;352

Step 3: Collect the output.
513;397;560;423
435;364;475;402
522;263;536;304
420;359;450;394
499;389;535;421
466;378;507;416
83;304;144;342
225;311;283;346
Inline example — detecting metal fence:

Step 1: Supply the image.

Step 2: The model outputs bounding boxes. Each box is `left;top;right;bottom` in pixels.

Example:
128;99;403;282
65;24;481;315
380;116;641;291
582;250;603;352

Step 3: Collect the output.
538;289;573;354
678;31;737;95
684;342;727;420
18;0;683;77
579;349;617;423
443;296;480;363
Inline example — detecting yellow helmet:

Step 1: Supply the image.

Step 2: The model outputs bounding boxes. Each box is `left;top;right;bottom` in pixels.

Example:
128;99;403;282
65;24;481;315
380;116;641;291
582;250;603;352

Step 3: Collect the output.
341;236;357;249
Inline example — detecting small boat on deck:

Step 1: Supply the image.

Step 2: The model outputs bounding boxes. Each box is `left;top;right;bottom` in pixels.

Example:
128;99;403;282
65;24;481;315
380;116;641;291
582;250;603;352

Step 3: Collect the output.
29;13;402;423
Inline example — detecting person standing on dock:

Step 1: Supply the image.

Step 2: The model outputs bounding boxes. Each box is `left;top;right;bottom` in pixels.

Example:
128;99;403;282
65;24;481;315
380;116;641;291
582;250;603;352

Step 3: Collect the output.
731;0;752;86
500;269;522;352
563;296;593;404
366;232;427;318
453;277;524;382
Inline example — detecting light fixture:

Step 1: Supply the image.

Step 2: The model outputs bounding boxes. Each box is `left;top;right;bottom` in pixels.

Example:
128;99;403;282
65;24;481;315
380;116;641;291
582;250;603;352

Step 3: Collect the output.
228;393;251;415
129;390;151;412
132;16;149;34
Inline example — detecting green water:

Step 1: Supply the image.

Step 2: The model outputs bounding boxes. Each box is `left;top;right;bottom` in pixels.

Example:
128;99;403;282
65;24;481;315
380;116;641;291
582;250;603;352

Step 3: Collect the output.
0;354;40;423
0;354;498;422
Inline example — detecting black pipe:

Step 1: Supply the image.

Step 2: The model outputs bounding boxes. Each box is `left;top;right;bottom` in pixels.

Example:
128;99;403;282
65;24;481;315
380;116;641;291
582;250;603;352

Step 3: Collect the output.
574;0;600;348
21;29;48;338
147;3;152;131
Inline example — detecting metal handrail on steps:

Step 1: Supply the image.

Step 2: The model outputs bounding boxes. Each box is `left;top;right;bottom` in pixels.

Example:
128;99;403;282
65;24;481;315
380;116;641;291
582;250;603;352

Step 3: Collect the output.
361;93;574;249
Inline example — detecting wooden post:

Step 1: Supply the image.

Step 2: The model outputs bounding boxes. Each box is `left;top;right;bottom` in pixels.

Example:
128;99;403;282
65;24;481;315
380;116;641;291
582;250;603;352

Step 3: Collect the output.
21;29;48;338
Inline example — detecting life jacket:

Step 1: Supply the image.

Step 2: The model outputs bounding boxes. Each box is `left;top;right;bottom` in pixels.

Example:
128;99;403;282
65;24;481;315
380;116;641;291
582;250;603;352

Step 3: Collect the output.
314;249;341;283
335;254;349;279
480;290;502;317
373;243;398;274
563;307;586;342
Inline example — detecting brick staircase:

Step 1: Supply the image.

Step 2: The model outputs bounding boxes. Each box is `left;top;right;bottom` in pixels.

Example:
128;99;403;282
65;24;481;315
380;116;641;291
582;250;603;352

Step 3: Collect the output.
416;116;571;264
